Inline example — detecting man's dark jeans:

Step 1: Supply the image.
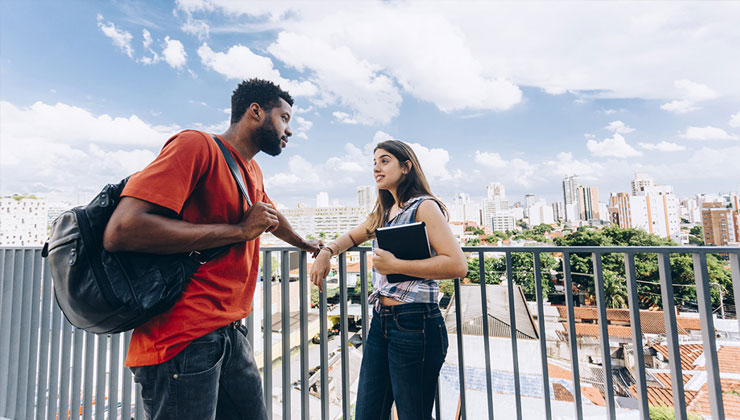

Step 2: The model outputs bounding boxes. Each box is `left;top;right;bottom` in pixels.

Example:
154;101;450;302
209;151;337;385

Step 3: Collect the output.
130;323;266;420
355;303;448;420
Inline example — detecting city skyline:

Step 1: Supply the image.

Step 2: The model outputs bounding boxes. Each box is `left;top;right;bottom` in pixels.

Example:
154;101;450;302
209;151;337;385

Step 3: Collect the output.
2;2;740;208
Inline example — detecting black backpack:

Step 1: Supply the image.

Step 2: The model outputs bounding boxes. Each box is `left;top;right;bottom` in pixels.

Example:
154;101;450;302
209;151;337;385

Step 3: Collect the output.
42;135;251;334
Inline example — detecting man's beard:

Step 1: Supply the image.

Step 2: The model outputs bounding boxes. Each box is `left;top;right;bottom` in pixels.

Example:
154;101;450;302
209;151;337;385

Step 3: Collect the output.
256;118;283;156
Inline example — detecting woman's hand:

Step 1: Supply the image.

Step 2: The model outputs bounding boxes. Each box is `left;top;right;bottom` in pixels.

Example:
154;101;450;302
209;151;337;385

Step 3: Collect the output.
310;249;331;292
372;248;399;275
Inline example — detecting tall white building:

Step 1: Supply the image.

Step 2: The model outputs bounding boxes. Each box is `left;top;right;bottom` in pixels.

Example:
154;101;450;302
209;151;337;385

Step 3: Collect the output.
562;175;579;222
631;173;654;196
450;193;481;224
357;186;376;213
528;201;555;226
609;184;681;242
524;194;536;217
0;196;48;246
482;183;514;232
316;192;329;208
281;206;367;239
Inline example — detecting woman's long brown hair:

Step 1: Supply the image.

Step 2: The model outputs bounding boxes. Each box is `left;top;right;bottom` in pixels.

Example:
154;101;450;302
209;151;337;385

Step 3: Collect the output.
365;140;447;237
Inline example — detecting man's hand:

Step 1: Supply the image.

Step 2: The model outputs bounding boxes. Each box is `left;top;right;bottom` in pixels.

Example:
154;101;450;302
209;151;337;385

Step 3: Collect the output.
310;249;331;292
302;239;323;258
372;248;399;275
239;201;279;241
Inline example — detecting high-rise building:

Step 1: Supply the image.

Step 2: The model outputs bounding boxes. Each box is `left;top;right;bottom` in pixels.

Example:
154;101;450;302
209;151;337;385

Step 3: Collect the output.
552;202;564;222
524;194;536;217
450;193;481;224
562;175;579;222
357;186;376;213
609;184;681;241
576;185;600;221
0;196;48;246
529;201;555;226
482;183;514;231
316;192;329;208
281;206;367;239
631;173;654;196
701;202;739;246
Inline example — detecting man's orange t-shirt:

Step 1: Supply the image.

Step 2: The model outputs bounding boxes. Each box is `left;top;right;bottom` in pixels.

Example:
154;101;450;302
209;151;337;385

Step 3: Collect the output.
122;130;273;367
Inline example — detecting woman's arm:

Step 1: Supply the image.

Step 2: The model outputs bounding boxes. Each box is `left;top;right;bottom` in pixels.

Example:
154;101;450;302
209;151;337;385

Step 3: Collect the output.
372;200;468;280
309;220;372;292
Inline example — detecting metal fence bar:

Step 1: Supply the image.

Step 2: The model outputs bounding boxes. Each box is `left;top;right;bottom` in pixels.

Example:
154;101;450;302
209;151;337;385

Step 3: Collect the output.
562;252;584;420
16;250;34;420
299;251;309;420
47;300;63;420
122;330;133;420
478;251;494;420
319;276;329;420
592;253;615;420
281;250;291;420
83;331;95;419
36;257;53;420
339;253;350;420
505;252;523;420
263;250;273;419
0;250;13;416
95;334;108;419
692;253;724;420
657;252;687;420
533;252;552;420
730;252;740;333
26;250;43;419
454;277;467;420
61;322;77;420
360;250;369;347
110;333;121;420
624;252;648;420
5;250;24;419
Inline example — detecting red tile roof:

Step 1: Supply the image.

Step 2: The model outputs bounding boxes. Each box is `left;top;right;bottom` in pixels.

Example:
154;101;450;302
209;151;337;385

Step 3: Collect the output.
652;344;740;374
688;378;740;419
554;306;696;335
560;322;634;338
629;384;698;408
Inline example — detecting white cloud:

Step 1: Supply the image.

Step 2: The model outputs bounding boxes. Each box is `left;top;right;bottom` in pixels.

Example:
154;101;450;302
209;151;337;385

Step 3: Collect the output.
604;120;635;134
332;111;359;125
660;100;700;114
638;141;687;152
474;151;509;168
293;116;312;139
162;36;188;69
139;30;161;65
197;42;317;96
586;133;642;158
679;126;738;141
142;29;153;49
730;111;740;128
96;15;133;58
0;101;175;199
660;79;718;114
181;17;210;40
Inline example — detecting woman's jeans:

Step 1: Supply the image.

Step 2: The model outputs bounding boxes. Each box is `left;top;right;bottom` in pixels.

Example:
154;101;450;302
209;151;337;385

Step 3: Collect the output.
130;323;266;420
355;302;448;420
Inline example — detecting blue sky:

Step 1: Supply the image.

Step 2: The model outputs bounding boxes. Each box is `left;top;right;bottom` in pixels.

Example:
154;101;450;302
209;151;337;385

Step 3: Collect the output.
1;1;739;208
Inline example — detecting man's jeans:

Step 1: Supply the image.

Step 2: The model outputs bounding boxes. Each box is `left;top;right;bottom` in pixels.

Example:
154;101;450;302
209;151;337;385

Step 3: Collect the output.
131;323;266;420
355;303;448;420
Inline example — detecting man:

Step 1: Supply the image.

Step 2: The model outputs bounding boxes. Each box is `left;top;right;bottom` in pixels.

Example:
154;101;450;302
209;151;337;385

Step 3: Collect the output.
103;78;320;419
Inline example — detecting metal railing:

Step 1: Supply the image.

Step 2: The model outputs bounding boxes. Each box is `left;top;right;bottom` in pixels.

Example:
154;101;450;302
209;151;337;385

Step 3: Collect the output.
1;245;739;420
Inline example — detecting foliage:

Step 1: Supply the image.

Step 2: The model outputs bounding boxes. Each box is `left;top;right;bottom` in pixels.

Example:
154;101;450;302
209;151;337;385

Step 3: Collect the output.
439;279;455;296
465;253;559;298
648;405;702;420
465;237;481;246
532;224;554;234
689;225;703;236
553;225;734;308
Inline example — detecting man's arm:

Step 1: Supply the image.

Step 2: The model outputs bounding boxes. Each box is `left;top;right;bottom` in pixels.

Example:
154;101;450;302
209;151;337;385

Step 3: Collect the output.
103;197;279;254
271;210;322;254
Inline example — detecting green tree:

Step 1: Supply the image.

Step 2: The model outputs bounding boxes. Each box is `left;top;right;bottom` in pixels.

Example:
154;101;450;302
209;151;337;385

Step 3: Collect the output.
465;237;481;246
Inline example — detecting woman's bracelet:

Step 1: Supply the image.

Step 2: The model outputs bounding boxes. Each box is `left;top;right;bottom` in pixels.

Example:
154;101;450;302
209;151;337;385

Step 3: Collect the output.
321;244;337;256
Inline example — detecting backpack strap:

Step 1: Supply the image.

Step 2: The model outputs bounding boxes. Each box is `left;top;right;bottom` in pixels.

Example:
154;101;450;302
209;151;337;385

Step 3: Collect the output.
188;135;254;263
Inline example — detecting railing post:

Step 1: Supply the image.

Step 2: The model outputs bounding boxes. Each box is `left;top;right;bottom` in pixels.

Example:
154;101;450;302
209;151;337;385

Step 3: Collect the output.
299;251;309;419
657;253;687;420
562;252;584;420
692;252;724;420
360;250;369;347
339;253;350;420
624;252;648;420
730;252;740;334
319;273;329;420
281;251;291;420
263;250;272;419
454;277;467;420
505;252;522;420
0;250;13;417
533;252;552;420
478;251;495;420
592;253;615;420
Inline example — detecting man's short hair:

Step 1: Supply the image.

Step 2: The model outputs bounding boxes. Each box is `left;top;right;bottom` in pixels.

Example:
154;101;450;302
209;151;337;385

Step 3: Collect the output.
231;79;294;124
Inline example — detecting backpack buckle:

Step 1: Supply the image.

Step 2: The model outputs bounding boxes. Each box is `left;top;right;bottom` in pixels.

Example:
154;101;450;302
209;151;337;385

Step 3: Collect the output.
188;251;208;265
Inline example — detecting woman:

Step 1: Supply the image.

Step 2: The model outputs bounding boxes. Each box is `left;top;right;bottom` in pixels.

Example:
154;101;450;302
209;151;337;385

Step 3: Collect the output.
310;140;468;419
